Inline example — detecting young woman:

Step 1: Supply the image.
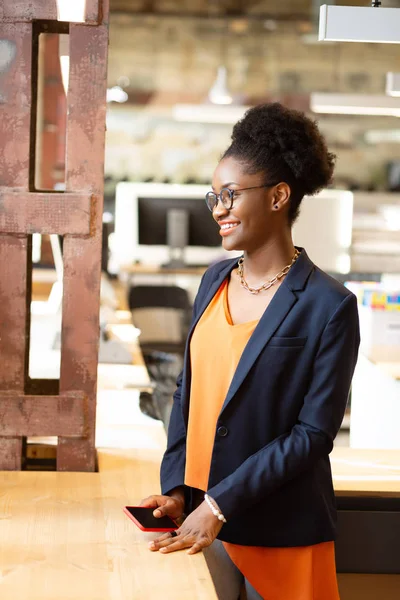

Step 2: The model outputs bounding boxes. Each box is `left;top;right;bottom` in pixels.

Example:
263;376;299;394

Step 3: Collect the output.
141;103;360;599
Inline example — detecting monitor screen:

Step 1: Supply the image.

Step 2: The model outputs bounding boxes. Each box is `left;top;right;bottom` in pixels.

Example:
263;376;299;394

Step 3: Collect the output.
137;196;221;247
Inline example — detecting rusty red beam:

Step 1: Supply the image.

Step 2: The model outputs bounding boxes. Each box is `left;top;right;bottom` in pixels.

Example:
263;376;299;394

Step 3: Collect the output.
0;392;87;437
2;0;100;25
58;2;109;471
0;22;33;470
0;192;93;236
0;0;109;471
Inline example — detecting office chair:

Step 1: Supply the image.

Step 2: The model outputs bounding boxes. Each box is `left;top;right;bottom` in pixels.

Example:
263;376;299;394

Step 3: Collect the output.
128;285;192;355
128;284;191;430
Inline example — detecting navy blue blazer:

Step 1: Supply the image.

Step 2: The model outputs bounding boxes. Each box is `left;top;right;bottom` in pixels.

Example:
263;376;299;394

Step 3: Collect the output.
160;248;360;547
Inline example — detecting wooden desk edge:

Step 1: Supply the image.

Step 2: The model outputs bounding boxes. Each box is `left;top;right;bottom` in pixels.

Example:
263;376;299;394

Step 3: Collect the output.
334;489;400;498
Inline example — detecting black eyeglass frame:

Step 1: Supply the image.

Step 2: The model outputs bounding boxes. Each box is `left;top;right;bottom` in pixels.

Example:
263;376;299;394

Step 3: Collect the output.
205;184;277;212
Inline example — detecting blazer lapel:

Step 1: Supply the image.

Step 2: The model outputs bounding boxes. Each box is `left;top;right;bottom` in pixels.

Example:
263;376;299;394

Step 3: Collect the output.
220;282;297;414
219;248;314;414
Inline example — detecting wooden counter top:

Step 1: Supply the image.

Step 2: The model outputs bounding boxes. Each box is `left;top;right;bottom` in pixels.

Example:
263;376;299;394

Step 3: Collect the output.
0;458;216;600
0;390;217;600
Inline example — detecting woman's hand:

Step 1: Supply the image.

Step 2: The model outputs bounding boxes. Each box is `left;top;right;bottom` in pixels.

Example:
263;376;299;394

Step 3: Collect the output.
139;487;185;521
148;500;223;555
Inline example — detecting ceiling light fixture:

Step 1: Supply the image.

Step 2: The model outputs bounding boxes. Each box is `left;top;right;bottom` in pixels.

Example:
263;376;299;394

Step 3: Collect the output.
310;93;400;117
208;66;233;105
319;3;400;44
386;72;400;97
106;86;128;103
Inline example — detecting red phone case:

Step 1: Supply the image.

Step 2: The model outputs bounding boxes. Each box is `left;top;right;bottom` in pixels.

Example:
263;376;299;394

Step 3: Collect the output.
123;506;178;532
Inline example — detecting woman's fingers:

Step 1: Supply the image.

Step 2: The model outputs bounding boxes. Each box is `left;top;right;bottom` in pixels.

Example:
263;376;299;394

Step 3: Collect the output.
139;496;160;508
160;536;209;554
186;542;204;555
158;533;193;554
139;496;179;519
139;496;166;518
148;531;178;550
149;530;179;550
153;505;171;517
147;501;221;555
139;495;183;520
149;530;211;554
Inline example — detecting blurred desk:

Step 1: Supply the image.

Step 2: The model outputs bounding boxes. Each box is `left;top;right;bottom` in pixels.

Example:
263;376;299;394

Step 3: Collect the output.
119;264;208;305
332;448;400;497
32;268;57;300
99;322;151;391
331;448;400;581
29;312;151;392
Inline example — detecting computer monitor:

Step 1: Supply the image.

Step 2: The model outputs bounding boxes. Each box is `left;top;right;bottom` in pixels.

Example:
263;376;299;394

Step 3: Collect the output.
137;196;221;267
113;183;233;269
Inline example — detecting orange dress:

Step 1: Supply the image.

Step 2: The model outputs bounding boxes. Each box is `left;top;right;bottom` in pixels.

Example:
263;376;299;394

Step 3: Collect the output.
184;279;340;600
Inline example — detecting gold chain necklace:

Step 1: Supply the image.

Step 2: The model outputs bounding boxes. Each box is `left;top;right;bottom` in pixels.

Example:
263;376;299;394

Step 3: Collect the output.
237;249;300;295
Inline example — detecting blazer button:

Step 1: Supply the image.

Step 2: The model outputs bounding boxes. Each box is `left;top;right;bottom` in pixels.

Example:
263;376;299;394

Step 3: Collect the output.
217;426;228;437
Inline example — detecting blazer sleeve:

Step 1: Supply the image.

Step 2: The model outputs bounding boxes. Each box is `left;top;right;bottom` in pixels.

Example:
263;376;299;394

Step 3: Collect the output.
207;292;360;520
160;269;210;497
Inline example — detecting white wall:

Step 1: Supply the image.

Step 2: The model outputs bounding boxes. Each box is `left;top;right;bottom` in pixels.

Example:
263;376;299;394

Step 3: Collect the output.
291;189;353;273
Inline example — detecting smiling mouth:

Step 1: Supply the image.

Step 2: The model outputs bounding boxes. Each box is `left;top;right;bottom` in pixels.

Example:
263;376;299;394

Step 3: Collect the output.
220;222;239;231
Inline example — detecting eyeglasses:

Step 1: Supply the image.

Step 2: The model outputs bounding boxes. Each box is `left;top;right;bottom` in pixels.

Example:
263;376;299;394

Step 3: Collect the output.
205;184;277;212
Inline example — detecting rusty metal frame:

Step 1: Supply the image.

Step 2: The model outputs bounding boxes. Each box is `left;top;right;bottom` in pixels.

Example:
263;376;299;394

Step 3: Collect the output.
0;193;94;235
0;392;87;437
0;1;109;471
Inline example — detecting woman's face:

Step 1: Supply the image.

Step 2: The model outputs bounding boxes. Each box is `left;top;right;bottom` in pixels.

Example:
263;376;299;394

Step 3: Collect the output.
211;156;287;253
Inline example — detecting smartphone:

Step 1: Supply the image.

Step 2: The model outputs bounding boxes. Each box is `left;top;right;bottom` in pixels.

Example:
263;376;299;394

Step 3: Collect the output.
123;506;179;532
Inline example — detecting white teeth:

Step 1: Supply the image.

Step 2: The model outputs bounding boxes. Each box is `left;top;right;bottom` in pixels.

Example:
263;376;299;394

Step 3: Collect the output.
221;223;238;230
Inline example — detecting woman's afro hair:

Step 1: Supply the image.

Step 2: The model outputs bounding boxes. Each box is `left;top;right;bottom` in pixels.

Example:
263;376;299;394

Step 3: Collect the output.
222;103;336;225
